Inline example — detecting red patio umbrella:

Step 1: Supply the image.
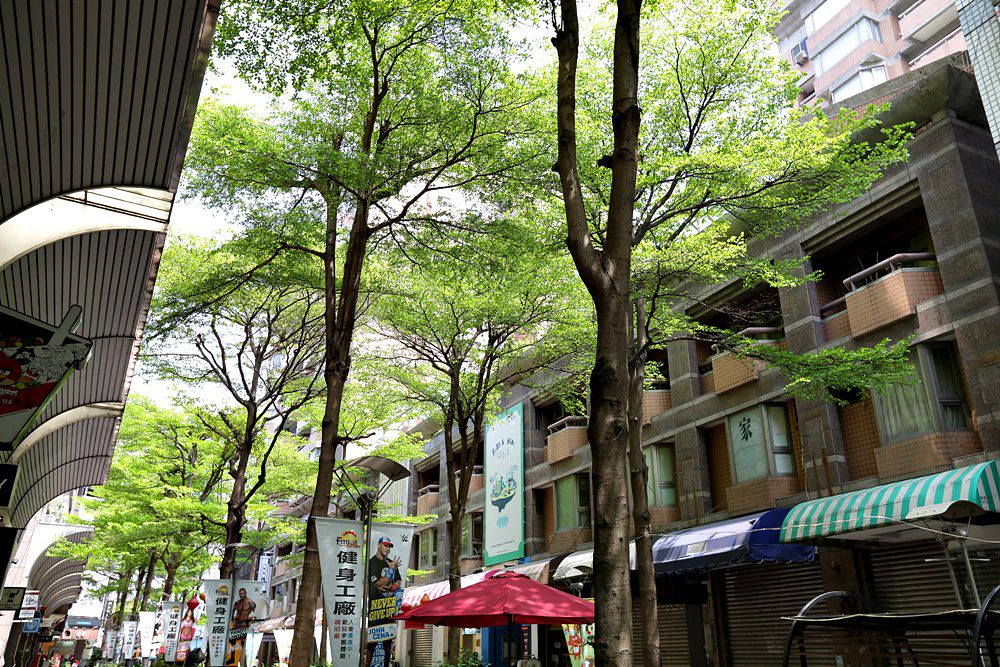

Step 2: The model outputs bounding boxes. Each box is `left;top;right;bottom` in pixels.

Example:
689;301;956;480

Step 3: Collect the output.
393;571;594;627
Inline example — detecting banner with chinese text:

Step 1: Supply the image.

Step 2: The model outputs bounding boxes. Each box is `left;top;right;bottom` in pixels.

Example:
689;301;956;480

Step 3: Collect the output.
102;630;117;660
484;403;524;565
18;589;39;620
316;518;364;667
138;611;156;658
365;523;413;667
121;620;138;660
161;601;183;662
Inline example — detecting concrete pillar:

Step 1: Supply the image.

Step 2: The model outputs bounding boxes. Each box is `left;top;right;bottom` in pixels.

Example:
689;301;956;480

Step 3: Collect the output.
675;428;713;519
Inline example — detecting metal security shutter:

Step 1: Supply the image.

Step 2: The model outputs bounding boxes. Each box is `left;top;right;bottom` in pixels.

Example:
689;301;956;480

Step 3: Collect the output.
722;563;829;667
631;602;690;666
409;628;434;667
868;542;963;612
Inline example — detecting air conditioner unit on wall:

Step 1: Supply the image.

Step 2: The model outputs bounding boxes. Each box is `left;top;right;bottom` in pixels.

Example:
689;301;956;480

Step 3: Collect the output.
792;38;809;64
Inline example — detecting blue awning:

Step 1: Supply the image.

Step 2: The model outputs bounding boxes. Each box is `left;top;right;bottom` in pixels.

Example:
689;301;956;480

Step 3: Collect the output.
652;508;816;575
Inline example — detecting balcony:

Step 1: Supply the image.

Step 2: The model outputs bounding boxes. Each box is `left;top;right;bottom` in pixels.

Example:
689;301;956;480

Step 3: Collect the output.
454;467;484;494
711;328;782;394
546;416;588;463
909;28;966;70
840;253;943;337
416;484;440;515
875;431;980;482
899;0;958;44
642;389;672;424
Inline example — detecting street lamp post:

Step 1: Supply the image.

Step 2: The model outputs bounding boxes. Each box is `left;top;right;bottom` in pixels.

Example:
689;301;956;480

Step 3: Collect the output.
332;456;410;667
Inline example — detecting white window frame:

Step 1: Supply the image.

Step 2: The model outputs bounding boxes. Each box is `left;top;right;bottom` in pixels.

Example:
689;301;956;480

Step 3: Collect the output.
460;512;483;558
644;444;678;508
555;474;591;531
805;0;852;35
814;19;882;76
872;343;971;444
726;404;795;484
831;65;888;103
418;528;438;569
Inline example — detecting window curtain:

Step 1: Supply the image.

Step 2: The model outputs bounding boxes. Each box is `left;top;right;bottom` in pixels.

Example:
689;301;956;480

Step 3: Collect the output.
878;379;933;440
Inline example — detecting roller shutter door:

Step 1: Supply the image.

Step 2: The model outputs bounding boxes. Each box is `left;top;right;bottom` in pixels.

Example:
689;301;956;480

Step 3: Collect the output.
722;563;829;667
408;628;434;667
869;541;964;611
631;602;690;665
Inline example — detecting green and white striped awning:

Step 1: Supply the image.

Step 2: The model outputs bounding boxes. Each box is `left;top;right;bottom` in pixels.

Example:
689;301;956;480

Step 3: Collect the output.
780;462;1000;542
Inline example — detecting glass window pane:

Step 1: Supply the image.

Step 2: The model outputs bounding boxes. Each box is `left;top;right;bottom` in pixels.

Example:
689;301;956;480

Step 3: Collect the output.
461;515;471;556
556;477;575;530
767;405;791;452
644;448;656;507
655;446;677;507
774;453;795;475
728;407;769;483
876;356;934;440
930;346;965;400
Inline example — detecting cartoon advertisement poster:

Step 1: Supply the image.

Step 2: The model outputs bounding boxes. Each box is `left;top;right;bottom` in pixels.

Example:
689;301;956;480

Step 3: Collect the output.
0;305;92;449
365;523;413;667
562;610;595;667
316;518;365;667
484;403;524;565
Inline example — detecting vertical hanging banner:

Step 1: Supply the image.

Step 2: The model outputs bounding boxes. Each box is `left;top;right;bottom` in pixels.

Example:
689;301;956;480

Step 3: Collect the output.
102;630;117;660
0;305;93;449
175;599;200;664
203;580;232;666
138;611;156;658
225;581;267;667
161;601;183;662
245;632;264;667
121;620;139;660
484;403;525;565
316;518;364;667
273;629;294;665
365;524;414;667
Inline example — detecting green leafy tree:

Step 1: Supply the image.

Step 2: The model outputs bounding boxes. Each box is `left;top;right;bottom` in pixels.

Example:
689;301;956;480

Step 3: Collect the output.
147;238;326;578
371;224;592;658
187;0;548;661
547;0;911;661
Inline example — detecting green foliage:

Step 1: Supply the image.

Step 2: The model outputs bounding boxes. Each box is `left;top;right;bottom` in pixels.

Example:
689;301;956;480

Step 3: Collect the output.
435;650;488;667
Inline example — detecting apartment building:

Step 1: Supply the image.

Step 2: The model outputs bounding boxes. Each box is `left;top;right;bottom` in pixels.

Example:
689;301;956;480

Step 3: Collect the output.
776;0;966;104
394;56;1000;667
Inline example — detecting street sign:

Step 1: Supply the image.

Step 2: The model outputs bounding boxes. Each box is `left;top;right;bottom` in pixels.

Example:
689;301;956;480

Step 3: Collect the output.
23;618;40;634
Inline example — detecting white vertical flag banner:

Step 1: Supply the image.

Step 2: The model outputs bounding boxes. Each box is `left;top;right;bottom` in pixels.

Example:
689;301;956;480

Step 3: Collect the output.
245;631;264;667
273;629;294;665
161;601;183;662
203;580;233;666
315;518;364;667
122;620;139;660
138;611;156;658
365;523;414;667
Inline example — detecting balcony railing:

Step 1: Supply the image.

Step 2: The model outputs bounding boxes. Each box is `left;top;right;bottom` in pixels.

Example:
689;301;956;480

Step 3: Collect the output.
909;28;965;69
711;327;783;394
642;389;672;425
836;252;943;337
546;416;588;463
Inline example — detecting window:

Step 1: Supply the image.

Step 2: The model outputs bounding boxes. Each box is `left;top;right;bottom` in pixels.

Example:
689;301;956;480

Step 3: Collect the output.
805;0;852;35
814;19;882;76
555;474;591;531
418;528;438;569
874;344;970;442
644;445;678;507
461;513;484;558
726;404;795;484
831;66;887;103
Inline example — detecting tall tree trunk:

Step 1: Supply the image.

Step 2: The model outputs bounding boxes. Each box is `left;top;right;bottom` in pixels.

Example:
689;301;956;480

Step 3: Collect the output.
115;571;132;625
129;566;147;617
221;414;256;579
162;553;181;600
553;0;643;662
139;550;157;611
288;201;371;667
446;508;465;662
628;294;660;667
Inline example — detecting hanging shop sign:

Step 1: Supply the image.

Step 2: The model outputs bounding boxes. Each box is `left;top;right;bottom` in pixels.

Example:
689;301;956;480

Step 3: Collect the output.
0;586;25;611
316;518;365;667
203;580;232;666
365;523;414;667
0;528;18;585
18;588;40;620
0;304;93;450
484;403;525;565
0;464;18;509
22;618;40;634
161;600;183;662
